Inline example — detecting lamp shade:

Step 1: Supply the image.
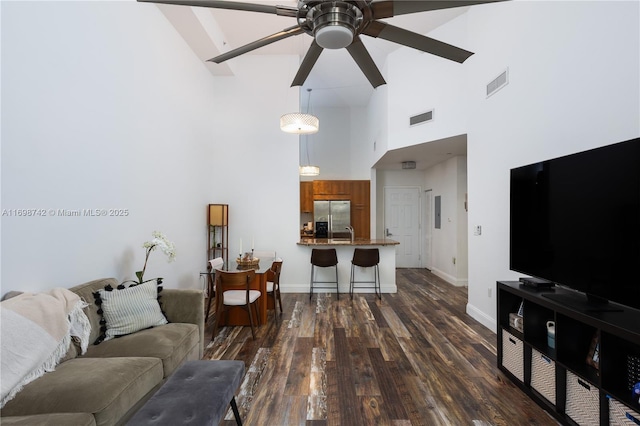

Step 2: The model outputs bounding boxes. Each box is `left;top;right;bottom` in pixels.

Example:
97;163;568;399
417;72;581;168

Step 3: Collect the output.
209;204;228;226
280;113;319;134
299;165;320;176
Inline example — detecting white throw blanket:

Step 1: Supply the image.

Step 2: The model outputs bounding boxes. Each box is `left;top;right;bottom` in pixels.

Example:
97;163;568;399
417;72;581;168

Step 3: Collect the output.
0;288;91;408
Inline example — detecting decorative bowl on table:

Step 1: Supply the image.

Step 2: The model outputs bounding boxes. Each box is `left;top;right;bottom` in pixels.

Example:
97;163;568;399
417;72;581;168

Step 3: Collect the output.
236;257;259;269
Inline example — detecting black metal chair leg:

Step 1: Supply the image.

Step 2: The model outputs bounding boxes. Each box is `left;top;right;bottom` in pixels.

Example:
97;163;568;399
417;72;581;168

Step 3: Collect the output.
309;265;314;300
230;396;242;426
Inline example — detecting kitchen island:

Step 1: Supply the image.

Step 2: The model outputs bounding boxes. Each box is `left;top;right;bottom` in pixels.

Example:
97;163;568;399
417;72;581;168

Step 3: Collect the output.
297;238;400;294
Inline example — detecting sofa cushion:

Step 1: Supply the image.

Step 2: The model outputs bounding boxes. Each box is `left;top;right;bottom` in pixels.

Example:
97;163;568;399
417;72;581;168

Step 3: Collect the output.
0;357;163;426
82;323;199;378
93;280;168;344
0;413;96;426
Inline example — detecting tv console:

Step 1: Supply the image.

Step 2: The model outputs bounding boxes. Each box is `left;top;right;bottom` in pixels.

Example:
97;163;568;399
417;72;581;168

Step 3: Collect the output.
497;281;640;425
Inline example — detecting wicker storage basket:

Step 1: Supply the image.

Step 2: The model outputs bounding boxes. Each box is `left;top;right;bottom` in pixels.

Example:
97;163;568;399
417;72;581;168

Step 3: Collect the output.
502;329;524;382
566;371;599;426
531;348;556;405
609;396;640;426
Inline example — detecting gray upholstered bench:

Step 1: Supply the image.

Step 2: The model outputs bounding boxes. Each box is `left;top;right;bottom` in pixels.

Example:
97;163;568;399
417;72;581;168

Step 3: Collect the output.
127;360;245;426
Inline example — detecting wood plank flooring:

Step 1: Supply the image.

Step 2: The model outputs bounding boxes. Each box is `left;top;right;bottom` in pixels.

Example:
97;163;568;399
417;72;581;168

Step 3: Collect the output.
204;268;558;426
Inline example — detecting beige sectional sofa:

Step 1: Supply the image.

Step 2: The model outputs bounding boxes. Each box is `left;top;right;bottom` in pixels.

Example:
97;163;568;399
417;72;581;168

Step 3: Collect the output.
0;278;204;426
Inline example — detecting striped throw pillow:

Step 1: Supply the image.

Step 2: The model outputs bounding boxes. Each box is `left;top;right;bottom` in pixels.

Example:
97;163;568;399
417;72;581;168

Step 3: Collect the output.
93;280;167;344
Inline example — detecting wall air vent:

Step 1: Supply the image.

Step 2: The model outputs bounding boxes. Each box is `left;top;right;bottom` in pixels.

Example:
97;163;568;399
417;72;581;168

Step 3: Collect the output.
409;109;434;126
401;161;416;170
487;68;509;98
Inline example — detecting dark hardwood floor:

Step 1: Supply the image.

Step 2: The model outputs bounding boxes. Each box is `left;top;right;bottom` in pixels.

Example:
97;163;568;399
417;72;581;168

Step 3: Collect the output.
204;268;558;426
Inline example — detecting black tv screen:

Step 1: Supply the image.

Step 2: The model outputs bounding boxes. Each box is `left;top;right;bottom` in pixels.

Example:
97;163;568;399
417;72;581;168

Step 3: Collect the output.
510;137;640;311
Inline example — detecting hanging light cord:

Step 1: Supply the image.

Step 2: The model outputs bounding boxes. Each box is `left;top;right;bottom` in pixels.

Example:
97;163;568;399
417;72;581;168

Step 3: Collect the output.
304;89;313;166
306;88;313;115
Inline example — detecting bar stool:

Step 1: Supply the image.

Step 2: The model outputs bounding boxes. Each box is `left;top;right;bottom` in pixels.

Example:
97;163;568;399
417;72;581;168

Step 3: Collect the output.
349;248;381;300
309;248;339;300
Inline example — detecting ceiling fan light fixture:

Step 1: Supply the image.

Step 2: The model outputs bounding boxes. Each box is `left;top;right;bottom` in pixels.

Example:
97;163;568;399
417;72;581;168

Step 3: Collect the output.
280;113;319;134
299;165;320;176
309;2;361;50
315;25;353;49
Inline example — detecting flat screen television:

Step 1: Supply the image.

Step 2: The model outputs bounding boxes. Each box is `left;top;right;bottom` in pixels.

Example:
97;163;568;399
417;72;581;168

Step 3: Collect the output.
510;137;640;311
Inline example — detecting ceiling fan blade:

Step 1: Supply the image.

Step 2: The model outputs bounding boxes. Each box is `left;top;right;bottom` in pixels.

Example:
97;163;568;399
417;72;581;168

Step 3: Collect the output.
371;0;508;19
346;37;386;88
137;0;298;17
363;21;473;63
291;41;324;87
208;26;304;64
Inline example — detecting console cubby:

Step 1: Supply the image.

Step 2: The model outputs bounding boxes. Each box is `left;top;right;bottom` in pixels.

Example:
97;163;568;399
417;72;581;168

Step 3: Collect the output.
556;314;599;383
601;333;640;409
497;281;640;425
523;300;555;355
498;289;523;332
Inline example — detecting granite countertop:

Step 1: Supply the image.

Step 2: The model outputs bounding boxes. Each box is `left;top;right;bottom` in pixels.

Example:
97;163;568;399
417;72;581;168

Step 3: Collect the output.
297;238;400;246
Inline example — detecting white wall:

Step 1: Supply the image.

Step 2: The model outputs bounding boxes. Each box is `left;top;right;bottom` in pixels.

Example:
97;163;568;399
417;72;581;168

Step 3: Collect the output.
386;13;470;151
463;1;640;330
301;107;350;180
1;1;217;291
208;54;314;290
424;155;468;285
0;1;379;295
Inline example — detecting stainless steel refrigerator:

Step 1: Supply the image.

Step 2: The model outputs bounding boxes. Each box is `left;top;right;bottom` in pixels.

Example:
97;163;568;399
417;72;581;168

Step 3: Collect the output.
314;200;351;238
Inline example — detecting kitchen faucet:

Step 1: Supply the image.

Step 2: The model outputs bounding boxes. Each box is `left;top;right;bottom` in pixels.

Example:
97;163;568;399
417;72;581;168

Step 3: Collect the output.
346;226;354;242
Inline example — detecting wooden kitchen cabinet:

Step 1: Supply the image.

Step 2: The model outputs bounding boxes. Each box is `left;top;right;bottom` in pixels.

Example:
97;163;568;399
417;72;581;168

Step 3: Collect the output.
300;181;313;213
300;180;370;239
350;180;370;239
313;180;350;198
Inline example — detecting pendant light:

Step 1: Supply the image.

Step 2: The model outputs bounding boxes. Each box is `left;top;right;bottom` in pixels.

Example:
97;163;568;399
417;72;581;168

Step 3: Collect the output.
299;165;320;176
281;88;319;134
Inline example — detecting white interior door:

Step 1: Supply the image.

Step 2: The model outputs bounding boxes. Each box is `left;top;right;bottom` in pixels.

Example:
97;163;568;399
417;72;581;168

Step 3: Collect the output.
384;187;421;268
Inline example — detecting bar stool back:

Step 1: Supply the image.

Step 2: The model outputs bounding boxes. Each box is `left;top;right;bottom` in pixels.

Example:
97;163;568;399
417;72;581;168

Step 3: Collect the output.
309;248;339;300
349;248;381;300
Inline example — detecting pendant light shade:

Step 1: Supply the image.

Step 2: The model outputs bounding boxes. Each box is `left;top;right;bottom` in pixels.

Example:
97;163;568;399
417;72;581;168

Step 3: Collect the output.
281;88;319;134
299;165;320;176
280;113;319;134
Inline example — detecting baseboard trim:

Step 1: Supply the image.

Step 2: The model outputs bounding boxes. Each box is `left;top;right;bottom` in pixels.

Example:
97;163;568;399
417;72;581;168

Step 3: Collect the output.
430;268;467;287
466;302;496;333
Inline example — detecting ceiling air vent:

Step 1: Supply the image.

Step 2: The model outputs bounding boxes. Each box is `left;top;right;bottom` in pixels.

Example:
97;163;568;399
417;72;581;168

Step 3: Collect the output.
402;161;416;169
487;68;509;98
409;109;434;126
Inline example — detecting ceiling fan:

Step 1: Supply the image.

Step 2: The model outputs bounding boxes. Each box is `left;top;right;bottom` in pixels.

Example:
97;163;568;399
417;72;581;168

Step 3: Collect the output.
138;0;506;88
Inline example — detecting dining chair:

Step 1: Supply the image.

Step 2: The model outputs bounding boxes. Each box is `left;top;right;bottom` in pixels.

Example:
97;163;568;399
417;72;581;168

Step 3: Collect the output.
211;269;259;340
266;259;283;323
205;257;224;320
